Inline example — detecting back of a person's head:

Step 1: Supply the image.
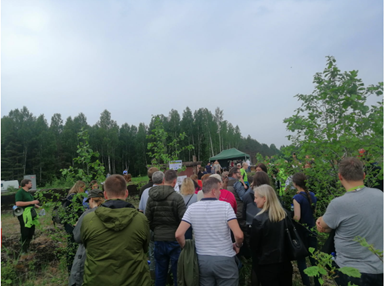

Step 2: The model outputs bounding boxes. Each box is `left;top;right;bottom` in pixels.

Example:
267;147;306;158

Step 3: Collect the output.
164;169;177;184
255;163;268;173
255;184;285;222
123;174;132;183
253;171;270;187
181;178;195;195
339;157;364;181
190;174;198;181
104;175;126;198
292;173;307;191
229;167;238;177
152;171;164;184
148;167;159;179
68;180;86;195
201;174;211;184
210;174;222;183
202;177;220;194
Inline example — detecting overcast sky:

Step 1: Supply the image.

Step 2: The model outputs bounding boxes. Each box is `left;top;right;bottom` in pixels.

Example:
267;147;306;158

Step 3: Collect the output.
2;0;383;148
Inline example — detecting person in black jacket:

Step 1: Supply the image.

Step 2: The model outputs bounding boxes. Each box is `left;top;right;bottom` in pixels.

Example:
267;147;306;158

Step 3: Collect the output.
251;184;292;286
145;170;186;286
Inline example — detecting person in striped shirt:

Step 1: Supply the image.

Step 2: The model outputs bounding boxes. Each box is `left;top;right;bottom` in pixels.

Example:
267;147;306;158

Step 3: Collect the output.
176;177;243;286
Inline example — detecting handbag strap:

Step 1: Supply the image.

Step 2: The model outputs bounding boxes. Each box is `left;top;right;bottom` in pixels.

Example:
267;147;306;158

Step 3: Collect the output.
185;195;193;207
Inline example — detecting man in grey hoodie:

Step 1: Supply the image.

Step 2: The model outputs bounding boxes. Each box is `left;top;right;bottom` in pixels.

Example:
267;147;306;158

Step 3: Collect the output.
145;169;186;286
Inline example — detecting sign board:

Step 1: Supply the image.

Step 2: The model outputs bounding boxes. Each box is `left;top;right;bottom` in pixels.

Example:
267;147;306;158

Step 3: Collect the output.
169;160;182;170
177;176;187;187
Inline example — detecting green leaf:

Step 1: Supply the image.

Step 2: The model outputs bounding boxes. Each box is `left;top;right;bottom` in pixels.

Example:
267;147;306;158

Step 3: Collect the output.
318;277;324;285
318;266;327;275
309;247;315;254
339;267;361;278
304;266;319;277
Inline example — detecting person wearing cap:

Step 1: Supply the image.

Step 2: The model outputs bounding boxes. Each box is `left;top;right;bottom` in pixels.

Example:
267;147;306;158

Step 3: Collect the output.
81;175;151;286
15;179;41;253
70;189;105;286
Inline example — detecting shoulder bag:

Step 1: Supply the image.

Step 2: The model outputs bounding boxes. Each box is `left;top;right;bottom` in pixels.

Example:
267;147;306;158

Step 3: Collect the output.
284;213;309;260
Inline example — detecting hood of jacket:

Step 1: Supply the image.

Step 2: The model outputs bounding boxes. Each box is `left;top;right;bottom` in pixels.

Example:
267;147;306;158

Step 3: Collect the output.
94;199;137;232
148;185;176;201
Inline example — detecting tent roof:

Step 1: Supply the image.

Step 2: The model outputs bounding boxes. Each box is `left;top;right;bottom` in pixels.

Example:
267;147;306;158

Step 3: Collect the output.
209;148;250;161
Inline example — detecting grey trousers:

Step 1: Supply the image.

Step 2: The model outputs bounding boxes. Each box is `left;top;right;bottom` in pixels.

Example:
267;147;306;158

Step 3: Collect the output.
198;255;238;286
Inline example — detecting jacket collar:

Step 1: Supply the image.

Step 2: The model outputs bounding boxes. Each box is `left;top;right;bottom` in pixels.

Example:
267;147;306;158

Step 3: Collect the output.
102;199;135;209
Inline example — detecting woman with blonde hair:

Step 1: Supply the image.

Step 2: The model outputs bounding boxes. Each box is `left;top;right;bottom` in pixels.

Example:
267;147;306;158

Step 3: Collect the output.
251;184;292;286
70;189;105;286
180;177;197;239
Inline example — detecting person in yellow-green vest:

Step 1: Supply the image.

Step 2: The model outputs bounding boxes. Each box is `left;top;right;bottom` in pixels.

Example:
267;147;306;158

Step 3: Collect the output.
15;179;41;254
240;162;249;189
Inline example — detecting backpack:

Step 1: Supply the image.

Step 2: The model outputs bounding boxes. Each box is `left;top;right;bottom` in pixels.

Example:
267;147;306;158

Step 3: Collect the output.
52;197;72;225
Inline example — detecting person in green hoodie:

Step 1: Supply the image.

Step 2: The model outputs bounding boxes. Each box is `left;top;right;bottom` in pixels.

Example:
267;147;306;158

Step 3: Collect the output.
81;175;151;286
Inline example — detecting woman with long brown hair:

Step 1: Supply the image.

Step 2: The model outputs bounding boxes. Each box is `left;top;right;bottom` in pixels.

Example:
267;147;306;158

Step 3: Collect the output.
292;172;320;286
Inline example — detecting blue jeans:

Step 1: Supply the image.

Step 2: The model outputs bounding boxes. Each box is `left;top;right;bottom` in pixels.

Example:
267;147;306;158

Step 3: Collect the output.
154;241;181;286
297;235;320;286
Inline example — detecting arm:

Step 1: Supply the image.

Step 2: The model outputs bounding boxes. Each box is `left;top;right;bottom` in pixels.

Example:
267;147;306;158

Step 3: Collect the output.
73;210;91;243
138;196;145;213
176;196;187;221
228;219;244;254
143;217;150;253
234;181;247;201
293;199;301;222
242;195;249;221
250;218;262;254
175;221;191;249
316;216;332;233
145;199;154;231
16;200;39;207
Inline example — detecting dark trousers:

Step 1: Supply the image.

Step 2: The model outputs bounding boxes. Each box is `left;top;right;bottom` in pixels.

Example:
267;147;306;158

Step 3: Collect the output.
297;235;321;286
333;261;383;286
18;215;35;253
154;241;181;286
256;261;293;286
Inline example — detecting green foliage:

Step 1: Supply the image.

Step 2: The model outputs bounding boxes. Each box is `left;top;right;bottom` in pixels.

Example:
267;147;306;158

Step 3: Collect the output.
147;115;194;168
280;56;383;213
304;247;360;285
61;128;105;183
2;106;280;181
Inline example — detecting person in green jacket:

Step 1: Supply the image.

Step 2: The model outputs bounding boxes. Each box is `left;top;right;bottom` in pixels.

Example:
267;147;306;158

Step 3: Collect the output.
15;179;41;253
81;175;151;286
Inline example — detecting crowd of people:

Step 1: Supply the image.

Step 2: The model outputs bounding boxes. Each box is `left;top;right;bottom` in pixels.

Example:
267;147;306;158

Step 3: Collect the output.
14;155;383;286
